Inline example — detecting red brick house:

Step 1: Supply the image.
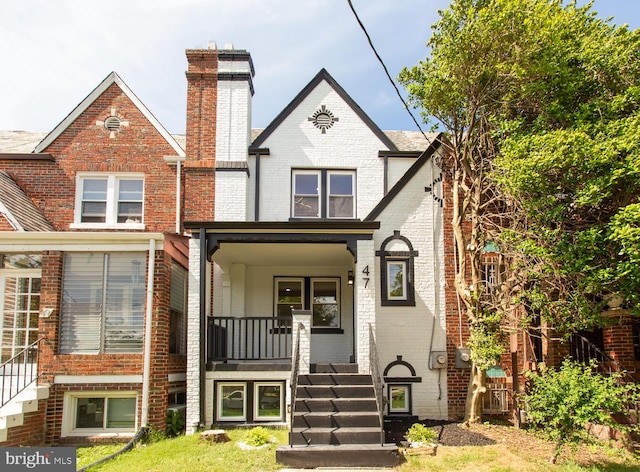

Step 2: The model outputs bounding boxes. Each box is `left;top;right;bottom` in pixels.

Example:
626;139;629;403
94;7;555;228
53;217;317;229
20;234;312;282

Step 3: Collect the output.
0;72;192;445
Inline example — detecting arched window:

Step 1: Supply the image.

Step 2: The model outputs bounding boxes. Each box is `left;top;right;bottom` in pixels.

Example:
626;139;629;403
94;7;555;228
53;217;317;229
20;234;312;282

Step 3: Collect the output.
376;231;418;306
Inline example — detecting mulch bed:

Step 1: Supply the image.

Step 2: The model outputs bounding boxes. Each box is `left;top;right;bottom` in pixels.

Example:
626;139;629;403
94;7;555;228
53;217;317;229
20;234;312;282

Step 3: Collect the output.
385;417;496;447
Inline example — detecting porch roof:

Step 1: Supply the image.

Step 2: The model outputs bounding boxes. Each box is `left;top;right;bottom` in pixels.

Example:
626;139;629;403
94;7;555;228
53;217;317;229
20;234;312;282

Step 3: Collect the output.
184;220;380;263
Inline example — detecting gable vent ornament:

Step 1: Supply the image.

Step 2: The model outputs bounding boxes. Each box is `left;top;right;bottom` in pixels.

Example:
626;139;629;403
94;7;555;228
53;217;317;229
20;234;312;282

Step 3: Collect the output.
96;108;130;138
308;105;339;134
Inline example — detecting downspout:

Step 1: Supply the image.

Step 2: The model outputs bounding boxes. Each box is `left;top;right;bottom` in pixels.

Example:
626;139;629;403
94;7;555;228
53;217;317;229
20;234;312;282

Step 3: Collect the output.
141;238;156;426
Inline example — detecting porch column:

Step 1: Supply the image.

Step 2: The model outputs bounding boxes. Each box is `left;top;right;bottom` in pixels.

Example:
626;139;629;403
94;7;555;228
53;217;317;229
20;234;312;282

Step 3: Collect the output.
356;239;376;374
186;236;203;434
292;310;311;375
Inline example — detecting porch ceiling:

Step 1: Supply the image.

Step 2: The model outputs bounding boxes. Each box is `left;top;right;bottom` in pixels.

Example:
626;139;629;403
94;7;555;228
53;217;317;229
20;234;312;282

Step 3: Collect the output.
212;242;354;267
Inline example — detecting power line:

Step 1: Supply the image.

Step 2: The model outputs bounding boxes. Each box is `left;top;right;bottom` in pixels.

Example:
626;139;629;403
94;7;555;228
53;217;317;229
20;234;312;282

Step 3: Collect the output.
346;0;431;142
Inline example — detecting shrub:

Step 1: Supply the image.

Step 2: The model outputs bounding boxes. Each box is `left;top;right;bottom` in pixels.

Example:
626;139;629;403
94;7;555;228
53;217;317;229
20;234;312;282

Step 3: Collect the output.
243;426;273;447
524;359;638;463
405;423;438;445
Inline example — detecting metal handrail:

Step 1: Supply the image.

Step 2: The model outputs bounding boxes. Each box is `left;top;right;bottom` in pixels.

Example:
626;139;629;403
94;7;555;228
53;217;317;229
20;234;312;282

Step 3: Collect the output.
369;324;385;446
289;323;303;448
0;337;45;409
569;334;639;425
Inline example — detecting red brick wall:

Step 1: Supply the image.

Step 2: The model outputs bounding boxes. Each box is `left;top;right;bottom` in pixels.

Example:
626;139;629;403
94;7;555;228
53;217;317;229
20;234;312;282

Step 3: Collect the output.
442;172;472;420
183;48;219;222
2;400;47;446
2;84;180;233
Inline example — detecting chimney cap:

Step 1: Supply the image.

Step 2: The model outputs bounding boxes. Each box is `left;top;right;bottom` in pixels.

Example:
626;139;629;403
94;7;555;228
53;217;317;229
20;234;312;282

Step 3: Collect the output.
207;41;217;50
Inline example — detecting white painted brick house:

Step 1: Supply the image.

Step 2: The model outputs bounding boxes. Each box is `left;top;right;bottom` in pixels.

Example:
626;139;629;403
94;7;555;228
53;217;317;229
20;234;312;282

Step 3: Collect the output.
182;45;454;436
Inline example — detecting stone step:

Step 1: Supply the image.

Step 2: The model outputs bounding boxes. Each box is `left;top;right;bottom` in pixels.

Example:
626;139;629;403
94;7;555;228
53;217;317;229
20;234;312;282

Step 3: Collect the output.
276;443;400;468
297;373;373;386
295;397;378;413
293;411;381;428
296;384;375;399
290;426;384;446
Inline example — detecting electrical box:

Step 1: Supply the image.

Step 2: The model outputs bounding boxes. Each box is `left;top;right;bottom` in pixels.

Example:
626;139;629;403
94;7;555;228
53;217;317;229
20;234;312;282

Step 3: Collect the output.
455;347;472;369
429;351;447;369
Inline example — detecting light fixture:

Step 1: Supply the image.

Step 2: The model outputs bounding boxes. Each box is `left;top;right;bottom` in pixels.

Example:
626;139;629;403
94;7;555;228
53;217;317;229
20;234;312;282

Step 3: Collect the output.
348;270;354;286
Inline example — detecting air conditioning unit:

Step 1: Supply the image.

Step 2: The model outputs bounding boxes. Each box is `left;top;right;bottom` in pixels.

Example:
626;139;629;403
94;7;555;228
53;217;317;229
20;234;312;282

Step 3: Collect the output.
429;351;447;369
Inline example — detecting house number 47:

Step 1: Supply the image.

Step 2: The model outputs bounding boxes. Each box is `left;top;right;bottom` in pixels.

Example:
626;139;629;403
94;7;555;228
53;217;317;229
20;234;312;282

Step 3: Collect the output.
362;265;370;288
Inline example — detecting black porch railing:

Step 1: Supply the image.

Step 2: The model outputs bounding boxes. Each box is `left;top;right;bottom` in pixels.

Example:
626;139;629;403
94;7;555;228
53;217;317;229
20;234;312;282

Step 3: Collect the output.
1;337;45;409
207;316;293;362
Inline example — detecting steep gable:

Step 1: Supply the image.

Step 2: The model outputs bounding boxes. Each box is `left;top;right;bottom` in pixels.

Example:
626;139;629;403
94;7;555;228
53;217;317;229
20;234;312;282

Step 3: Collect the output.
251;69;397;151
34;72;184;156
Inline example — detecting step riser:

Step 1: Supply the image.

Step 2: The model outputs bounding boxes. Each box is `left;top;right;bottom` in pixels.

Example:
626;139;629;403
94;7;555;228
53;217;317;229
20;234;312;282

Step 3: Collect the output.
291;430;383;446
295;398;378;413
297;385;375;399
293;414;380;428
298;374;373;386
310;363;358;374
276;445;400;468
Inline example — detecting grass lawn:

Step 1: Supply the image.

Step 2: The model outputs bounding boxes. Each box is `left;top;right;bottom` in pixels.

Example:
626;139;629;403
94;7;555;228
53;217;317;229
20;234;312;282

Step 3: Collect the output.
76;425;640;472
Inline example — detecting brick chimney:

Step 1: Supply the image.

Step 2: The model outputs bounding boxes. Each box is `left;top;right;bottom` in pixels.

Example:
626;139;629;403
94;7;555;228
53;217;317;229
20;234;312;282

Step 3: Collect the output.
183;42;254;222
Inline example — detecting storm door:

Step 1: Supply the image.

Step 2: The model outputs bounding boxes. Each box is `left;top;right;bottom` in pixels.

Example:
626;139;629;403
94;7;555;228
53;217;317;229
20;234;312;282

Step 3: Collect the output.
0;271;41;362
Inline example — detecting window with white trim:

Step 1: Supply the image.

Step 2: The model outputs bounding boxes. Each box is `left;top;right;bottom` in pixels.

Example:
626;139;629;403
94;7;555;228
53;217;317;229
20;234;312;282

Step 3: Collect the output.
388;385;411;414
218;383;246;421
59;252;146;354
386;261;407;300
377;231;417;306
254;382;283;421
292;170;355;219
75;174;144;228
274;277;340;328
65;392;137;435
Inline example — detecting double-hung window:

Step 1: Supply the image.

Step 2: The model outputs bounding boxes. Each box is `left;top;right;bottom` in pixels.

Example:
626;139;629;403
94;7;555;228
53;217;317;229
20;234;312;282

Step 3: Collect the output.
75;174;144;228
59;252;146;354
292;170;355;219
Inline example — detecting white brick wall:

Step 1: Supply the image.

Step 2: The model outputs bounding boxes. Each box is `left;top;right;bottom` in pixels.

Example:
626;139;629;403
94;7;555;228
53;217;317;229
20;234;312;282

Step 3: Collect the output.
256;81;390;221
372;155;448;419
186;237;203;434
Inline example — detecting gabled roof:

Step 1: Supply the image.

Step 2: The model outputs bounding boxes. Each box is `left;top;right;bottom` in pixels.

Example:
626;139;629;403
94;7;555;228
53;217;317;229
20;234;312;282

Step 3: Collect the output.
251;69;398;151
365;132;444;221
0;171;54;231
34;72;185;156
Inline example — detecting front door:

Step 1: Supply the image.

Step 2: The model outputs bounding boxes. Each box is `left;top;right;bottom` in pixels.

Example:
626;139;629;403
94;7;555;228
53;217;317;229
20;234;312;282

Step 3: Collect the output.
0;270;41;362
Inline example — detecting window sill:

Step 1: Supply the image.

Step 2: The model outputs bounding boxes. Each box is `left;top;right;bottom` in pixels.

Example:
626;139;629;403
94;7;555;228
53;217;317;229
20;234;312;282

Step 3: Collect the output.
70;223;145;230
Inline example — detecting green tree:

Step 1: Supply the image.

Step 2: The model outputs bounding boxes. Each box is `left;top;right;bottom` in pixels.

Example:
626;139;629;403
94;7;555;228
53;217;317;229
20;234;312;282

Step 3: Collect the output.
399;0;640;422
524;359;638;463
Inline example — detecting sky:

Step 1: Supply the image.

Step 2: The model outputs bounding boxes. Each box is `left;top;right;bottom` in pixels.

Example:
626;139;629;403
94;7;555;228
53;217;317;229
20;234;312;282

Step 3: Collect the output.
1;0;639;135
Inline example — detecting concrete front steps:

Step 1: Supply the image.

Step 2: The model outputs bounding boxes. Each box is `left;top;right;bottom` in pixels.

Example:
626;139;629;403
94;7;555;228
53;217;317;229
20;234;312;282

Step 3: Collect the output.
276;363;400;468
0;385;49;442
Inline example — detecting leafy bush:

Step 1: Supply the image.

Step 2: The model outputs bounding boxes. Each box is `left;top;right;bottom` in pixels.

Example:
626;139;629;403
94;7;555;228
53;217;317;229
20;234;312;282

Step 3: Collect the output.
405;423;438;445
243;426;273;447
524;359;638;463
166;409;185;437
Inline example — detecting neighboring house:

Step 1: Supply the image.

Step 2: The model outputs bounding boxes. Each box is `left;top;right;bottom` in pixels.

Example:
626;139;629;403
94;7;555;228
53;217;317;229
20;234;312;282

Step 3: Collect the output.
0;72;191;445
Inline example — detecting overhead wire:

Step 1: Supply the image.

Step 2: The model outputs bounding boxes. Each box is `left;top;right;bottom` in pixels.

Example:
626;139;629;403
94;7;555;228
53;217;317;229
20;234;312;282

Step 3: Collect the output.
346;0;432;144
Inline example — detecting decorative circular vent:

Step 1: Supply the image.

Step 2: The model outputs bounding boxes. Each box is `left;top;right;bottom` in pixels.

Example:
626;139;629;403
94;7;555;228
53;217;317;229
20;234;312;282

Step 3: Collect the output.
308;105;339;134
104;116;121;131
